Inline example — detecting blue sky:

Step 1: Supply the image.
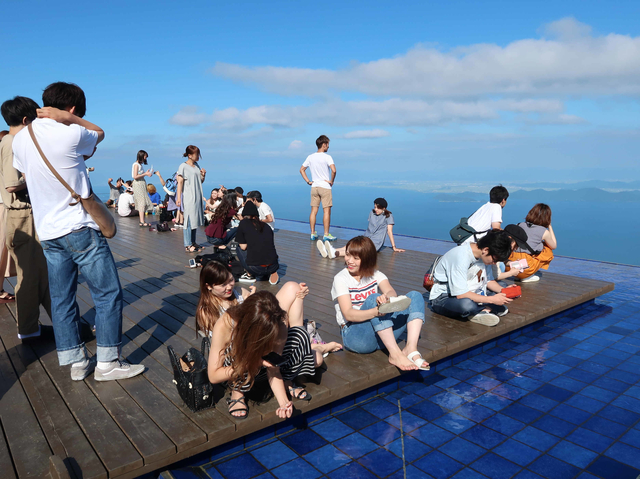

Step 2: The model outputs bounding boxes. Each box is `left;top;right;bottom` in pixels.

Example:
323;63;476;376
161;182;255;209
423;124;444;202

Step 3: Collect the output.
2;0;640;188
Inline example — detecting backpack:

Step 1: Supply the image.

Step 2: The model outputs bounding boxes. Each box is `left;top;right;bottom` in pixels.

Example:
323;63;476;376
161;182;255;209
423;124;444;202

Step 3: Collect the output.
449;217;490;245
162;173;178;196
423;255;444;292
156;221;171;232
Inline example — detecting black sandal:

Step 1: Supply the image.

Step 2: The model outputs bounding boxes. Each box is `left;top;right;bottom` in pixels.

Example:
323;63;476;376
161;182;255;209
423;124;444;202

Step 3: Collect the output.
185;245;198;254
288;386;312;402
226;396;249;419
139;222;150;227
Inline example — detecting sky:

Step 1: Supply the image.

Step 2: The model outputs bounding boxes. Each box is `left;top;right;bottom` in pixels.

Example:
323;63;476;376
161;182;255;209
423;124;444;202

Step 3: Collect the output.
2;0;640;189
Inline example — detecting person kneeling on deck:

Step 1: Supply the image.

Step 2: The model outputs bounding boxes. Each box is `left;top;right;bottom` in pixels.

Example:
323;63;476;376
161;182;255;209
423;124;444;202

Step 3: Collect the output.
331;236;429;371
207;280;341;419
429;229;513;327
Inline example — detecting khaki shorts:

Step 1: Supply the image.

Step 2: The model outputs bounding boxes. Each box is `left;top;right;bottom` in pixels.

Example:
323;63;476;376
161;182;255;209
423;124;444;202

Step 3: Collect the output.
310;187;332;207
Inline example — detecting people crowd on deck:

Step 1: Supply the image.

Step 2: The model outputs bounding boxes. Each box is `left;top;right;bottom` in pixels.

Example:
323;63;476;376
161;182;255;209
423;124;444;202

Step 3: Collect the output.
1;84;559;421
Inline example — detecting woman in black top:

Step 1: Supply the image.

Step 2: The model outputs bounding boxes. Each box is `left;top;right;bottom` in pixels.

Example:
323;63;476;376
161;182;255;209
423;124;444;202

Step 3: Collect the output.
236;201;279;285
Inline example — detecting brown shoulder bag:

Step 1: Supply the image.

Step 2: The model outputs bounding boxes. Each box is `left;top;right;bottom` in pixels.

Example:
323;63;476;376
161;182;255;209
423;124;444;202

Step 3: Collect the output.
28;124;117;238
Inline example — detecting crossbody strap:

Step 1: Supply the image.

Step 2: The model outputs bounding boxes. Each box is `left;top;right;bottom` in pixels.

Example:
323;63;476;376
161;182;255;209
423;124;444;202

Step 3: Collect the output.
27;123;82;206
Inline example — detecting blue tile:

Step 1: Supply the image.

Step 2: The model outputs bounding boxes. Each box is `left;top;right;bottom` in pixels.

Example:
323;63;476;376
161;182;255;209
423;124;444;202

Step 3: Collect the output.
391;393;424;409
358;448;403;477
512;472;545;479
512;427;559;451
355;387;378;403
534;384;574;402
409;423;455;448
483;366;518;382
385;411;427;433
566;427;614;453
529;455;580;479
333;433;378;459
434;376;463;389
519;394;558;412
599;404;640;425
549;440;598;468
280;429;327;456
250;441;298;470
387;464;432;479
414;451;463;479
328;461;376;479
414;384;443;399
438;437;486;464
451;469;489;479
620;428;640;448
588;455;640;479
583;416;628;438
455;402;495;422
549;376;586;392
483;414;525;436
360;420;401;446
271;458;322;479
548;404;592;425
531;415;575;437
592;376;630;393
581;385;619;403
244;428;276;449
385;436;431;463
467;374;502;391
304;445;351;473
470;452;521;479
577;361;611;375
447;383;486;400
408;399;448;421
607;369;640;384
330;397;356;414
605;442;640;470
492;384;528;401
507;376;543;391
565;394;606;413
493;439;541;466
311;417;354;442
361;398;398;419
336;408;378;430
473;392;513;412
216;453;267;479
431;391;467;410
612;394;640;414
500;403;543;424
433;412;475;434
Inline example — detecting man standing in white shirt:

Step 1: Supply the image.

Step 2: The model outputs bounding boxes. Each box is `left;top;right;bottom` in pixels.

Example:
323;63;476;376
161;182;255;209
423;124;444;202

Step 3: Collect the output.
300;135;337;241
12;82;144;382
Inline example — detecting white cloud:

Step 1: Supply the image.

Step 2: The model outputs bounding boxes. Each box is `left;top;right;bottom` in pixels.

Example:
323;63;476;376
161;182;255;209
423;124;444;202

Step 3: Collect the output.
343;129;390;139
211;18;640;98
169;106;208;126
288;140;304;149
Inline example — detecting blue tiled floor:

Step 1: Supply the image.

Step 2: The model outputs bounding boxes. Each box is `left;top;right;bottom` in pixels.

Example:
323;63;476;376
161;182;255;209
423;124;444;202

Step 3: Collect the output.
165;228;640;479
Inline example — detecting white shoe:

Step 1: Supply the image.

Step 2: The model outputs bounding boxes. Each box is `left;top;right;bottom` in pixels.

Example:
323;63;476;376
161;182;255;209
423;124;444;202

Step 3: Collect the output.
520;275;540;283
497;307;509;317
325;240;336;259
469;311;500;326
316;240;328;258
378;295;412;315
239;273;257;283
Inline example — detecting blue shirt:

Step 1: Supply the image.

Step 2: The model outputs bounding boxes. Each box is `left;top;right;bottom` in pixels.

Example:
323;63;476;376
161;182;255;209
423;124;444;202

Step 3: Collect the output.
148;192;162;204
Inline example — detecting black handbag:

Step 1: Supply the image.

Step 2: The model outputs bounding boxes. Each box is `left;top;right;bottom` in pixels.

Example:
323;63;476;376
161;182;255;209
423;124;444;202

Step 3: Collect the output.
449;216;489;245
167;337;215;412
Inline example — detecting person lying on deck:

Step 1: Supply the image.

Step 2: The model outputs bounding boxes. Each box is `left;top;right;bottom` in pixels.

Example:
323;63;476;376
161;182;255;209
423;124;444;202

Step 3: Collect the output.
429;229;513;327
331;235;429;371
206;277;341;419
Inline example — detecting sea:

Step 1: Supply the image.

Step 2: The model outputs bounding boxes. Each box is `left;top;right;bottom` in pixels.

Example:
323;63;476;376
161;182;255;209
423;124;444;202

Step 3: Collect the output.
95;183;640;267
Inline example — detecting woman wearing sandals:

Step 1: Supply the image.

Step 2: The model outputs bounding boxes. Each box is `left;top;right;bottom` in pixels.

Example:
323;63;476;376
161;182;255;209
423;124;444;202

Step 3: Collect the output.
206;278;342;418
131;150;154;227
331;236;429;371
176;145;206;253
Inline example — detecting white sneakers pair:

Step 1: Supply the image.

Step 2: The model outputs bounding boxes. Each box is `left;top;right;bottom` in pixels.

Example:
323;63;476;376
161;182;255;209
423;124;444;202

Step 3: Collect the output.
316;240;336;259
469;307;509;327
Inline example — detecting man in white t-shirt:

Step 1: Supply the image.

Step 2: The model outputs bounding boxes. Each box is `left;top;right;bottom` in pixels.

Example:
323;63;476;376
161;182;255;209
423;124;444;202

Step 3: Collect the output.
117;187;138;217
246;190;275;230
463;185;509;244
12;82;144;382
300;135;337;242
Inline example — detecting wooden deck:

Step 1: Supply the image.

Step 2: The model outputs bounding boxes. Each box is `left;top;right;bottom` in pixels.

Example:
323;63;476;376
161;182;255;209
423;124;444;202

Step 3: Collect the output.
0;214;614;479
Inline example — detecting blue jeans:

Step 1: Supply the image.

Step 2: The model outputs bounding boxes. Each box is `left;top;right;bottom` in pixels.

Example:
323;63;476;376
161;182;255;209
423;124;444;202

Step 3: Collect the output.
236;247;279;280
430;293;506;320
41;227;123;365
341;291;425;354
183;217;197;247
207;227;237;246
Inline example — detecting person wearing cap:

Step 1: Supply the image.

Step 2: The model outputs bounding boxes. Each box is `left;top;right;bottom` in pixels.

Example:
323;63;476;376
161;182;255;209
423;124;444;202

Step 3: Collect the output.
317;198;404;259
117;187;138;217
428;230;514;327
488;224;535;281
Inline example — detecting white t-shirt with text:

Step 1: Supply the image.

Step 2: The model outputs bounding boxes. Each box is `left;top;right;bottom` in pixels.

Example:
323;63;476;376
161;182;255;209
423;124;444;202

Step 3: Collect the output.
331;268;388;326
12;118;99;241
302;152;334;189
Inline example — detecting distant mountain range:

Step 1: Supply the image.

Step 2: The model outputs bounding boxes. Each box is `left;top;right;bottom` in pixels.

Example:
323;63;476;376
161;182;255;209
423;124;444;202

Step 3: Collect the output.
435;188;640;203
517;180;640;190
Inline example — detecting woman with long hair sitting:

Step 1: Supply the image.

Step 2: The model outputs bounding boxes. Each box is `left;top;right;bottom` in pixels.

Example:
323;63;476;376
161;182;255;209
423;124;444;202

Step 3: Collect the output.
204;191;239;247
506;203;557;282
206;278;341;419
331;236;428;371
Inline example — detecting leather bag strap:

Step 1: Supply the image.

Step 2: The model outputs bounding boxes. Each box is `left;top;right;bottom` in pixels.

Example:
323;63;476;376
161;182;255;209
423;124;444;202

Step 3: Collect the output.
27;123;81;206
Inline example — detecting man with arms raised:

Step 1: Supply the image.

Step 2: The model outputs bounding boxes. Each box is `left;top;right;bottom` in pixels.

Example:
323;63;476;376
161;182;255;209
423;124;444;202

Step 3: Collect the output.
300;135;337;241
12;82;144;381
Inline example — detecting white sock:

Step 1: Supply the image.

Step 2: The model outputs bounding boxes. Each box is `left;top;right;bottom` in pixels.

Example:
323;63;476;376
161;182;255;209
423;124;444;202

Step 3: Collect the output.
98;360;116;369
72;359;89;369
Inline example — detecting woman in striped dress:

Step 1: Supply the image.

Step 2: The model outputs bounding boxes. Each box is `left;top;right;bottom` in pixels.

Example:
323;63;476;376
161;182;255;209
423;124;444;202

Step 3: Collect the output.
207;281;342;419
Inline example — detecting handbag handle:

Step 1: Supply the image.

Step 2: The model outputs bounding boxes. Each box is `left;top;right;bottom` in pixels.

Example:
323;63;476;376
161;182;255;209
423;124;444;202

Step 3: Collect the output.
27;123;82;206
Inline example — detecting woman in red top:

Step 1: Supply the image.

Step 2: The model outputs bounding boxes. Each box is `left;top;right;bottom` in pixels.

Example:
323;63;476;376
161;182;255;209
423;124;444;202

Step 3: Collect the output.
205;192;239;247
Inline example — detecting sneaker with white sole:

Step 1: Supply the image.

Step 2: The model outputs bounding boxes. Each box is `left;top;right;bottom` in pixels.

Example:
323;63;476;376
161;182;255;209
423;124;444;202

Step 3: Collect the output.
323;233;337;241
520;275;540;283
469;311;500;326
378;295;412;315
497;307;509;317
316;240;328;257
94;360;145;381
71;356;96;381
238;273;256;283
325;240;336;259
310;231;318;241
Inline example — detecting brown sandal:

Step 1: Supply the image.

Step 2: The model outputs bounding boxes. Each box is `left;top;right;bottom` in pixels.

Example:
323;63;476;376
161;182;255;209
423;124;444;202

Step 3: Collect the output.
0;291;15;303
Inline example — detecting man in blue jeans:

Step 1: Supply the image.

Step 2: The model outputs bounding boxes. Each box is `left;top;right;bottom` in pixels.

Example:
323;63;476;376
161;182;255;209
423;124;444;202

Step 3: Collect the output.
12;82;144;381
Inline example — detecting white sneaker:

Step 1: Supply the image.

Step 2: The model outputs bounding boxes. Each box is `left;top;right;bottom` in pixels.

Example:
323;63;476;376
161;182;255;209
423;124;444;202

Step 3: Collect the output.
94;360;145;381
378;295;412;315
520;275;540;283
71;357;96;381
316;240;328;258
239;273;256;283
325;241;336;259
469;311;500;326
